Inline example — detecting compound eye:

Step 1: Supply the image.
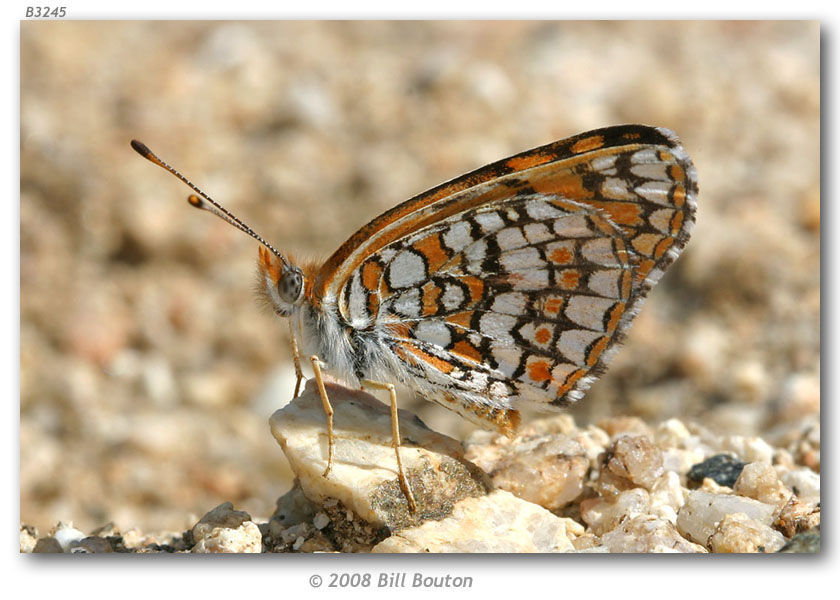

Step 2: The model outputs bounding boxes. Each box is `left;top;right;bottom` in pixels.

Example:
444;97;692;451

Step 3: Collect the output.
278;268;304;304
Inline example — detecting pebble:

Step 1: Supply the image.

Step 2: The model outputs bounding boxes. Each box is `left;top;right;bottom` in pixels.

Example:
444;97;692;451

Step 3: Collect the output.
781;468;820;501
720;435;774;465
598;515;706;553
20;525;38;554
51;521;86;552
775;499;821;538
596;435;664;495
733;462;793;510
778;530;820;553
466;433;589;510
649;471;686;524
676;490;776;547
580;488;651;536
688;454;746;487
191;502;262;553
708;512;786;553
372;490;578;553
313;512;330;530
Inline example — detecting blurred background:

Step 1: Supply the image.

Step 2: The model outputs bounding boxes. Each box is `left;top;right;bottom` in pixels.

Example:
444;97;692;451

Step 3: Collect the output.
20;21;820;534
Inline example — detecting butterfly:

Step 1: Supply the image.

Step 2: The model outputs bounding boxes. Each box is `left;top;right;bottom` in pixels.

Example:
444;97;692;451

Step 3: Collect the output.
131;124;697;512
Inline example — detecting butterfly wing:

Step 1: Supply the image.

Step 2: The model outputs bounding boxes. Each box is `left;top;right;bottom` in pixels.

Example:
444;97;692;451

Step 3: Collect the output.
315;125;697;434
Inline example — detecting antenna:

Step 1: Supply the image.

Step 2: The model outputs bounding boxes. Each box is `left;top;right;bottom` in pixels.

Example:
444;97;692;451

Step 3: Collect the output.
130;140;287;263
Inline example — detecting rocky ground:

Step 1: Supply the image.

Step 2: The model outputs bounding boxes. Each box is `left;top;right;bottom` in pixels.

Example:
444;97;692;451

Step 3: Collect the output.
21;381;819;553
20;21;819;552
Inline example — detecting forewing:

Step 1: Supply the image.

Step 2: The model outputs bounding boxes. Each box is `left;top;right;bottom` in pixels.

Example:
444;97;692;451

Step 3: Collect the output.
316;124;697;304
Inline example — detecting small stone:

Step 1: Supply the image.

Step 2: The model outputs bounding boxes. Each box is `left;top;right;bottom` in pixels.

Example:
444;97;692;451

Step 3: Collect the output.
677;490;776;547
466;433;589;510
269;481;318;539
778;530;820;553
650;471;686;524
74;536;114;553
121;529;146;550
571;533;601;551
462;429;510;472
720;435;774;465
781;468;820;501
195;502;252;530
733;462;793;510
319;501;385;552
654;418;693;446
90;522;120;538
270;380;490;530
32;537;63;553
597;435;664;495
775;499;820;538
598;515;706;553
597;416;653;439
278;523;310;546
20;525;38;553
580;488;651;536
313;512;330;530
661;447;708;476
708;512;786;553
51;521;86;552
797;422;820;471
699;478;734;494
575;425;611;462
687;454;746;488
191;502;262;553
298;531;335;553
372;490;577;553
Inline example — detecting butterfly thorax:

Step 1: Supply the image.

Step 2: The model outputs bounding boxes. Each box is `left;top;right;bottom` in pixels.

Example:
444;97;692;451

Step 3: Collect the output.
258;245;377;387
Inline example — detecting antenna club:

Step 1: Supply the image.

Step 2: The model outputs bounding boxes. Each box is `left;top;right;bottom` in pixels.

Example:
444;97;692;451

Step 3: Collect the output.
187;194;203;208
130;139;167;168
130;139;150;155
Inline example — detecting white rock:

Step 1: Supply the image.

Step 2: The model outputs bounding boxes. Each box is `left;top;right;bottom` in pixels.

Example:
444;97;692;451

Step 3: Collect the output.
466;433;589;510
676;490;776;547
600;435;664;490
650;471;686;524
661;447;707;475
708;512;787;553
192;502;262;553
372;490;577;553
270;379;488;529
598;515;706;553
581;488;651;535
20;525;38;553
781;468;820;501
655;418;693;446
733;462;793;510
720;435;774;464
51;522;86;552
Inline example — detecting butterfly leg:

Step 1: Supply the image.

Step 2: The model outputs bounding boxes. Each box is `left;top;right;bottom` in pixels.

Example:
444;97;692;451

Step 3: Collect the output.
289;321;304;398
309;355;335;478
360;379;418;513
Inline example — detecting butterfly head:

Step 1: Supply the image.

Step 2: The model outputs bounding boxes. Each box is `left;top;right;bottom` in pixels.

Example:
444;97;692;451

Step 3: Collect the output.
258;245;305;316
